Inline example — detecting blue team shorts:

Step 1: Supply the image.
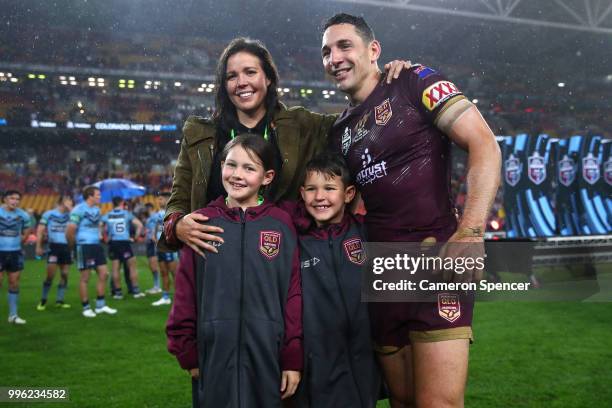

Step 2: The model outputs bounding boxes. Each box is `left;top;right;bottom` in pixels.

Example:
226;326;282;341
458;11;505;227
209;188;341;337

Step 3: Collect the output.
146;241;156;258
47;243;72;265
0;251;24;272
108;241;134;261
157;251;177;263
76;244;107;270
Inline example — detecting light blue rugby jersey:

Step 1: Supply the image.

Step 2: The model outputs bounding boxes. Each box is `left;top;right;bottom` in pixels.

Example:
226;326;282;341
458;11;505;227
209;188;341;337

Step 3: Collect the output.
69;203;101;245
0;207;32;251
101;208;134;242
145;214;157;242
40;208;70;244
152;210;165;241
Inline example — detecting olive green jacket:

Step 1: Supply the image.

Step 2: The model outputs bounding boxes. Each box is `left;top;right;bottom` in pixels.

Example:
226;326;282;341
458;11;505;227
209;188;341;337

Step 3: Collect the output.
158;104;337;251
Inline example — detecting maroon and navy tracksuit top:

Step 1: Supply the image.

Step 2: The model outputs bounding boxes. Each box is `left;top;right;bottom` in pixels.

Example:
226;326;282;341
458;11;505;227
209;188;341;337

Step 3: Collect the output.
288;203;380;408
166;196;302;408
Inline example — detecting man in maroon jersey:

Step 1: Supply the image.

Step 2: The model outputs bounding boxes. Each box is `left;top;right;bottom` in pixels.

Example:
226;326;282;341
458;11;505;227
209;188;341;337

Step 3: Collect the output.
322;13;501;408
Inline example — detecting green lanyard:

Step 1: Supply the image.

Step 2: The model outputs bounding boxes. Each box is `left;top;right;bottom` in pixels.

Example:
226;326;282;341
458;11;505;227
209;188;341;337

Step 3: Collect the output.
230;125;269;141
225;195;265;207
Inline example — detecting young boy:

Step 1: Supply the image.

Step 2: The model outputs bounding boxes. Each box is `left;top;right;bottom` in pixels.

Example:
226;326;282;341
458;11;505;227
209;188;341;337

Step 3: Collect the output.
295;152;380;407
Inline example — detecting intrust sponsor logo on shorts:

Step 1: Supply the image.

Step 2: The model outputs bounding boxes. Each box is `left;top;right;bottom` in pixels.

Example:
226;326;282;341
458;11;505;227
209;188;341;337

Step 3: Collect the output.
438;293;461;323
259;231;281;259
422;81;461;111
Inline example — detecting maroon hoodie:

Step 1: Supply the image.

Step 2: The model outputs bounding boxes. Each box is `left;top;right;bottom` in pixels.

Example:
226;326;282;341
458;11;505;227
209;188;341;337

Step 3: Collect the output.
166;196;303;407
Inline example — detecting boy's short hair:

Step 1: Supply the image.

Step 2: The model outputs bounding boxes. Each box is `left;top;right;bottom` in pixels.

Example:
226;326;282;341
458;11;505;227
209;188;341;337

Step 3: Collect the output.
2;190;21;200
303;152;353;188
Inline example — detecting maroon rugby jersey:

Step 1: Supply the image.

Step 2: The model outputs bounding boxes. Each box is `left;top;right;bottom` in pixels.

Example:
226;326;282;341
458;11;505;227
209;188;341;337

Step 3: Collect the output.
330;65;467;241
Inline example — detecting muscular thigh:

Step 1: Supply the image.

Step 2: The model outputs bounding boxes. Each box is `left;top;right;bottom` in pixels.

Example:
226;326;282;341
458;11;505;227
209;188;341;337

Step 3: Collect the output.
377;346;414;405
412;339;469;408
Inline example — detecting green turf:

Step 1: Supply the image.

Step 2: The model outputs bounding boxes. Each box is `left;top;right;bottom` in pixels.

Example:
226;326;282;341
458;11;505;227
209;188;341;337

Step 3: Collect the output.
1;259;611;407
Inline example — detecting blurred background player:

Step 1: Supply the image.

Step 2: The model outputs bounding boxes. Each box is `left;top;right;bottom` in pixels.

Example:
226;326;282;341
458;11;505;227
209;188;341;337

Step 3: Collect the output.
101;196;145;299
144;202;161;294
152;192;176;306
36;194;74;310
66;186;117;318
0;190;33;325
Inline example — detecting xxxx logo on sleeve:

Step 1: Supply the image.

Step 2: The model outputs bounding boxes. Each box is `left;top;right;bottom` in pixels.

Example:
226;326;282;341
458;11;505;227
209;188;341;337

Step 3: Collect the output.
343;237;366;265
259;231;282;259
438;293;461;323
422;81;461;111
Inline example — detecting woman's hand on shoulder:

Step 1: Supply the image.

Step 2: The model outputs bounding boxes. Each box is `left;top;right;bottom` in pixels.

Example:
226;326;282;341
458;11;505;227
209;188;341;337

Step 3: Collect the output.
176;212;224;256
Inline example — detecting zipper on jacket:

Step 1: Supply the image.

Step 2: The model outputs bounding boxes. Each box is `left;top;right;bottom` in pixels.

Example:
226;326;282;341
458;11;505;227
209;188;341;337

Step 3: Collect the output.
237;208;246;407
329;233;363;407
196;149;205;185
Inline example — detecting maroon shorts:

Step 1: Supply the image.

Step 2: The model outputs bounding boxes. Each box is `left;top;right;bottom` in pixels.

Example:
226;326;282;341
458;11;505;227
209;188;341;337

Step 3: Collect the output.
367;222;474;351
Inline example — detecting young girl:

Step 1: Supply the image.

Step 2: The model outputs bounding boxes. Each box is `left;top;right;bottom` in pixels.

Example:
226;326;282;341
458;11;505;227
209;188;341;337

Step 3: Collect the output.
166;134;303;407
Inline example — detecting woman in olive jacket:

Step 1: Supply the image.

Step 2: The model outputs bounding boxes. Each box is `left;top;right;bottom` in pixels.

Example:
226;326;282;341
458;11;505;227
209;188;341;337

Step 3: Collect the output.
159;37;409;256
158;38;336;255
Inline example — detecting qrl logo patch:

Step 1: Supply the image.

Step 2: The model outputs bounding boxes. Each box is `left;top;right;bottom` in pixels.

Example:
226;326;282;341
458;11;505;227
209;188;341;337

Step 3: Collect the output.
438;293;461;323
558;155;576;187
504;154;522;187
422;81;461;111
582;153;600;185
48;255;58;263
527;152;546;185
374;99;392;126
343;238;366;265
259;231;281;259
605;157;612;186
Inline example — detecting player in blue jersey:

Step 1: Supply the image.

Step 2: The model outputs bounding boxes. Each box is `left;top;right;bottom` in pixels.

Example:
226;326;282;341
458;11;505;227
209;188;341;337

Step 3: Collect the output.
151;192;177;306
143;203;161;294
35;194;74;310
0;190;33;325
101;196;145;299
66;186;117;318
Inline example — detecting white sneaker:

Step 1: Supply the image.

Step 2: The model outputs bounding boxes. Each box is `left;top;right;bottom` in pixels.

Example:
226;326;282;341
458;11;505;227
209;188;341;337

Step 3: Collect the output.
133;292;146;298
82;309;97;318
145;287;162;295
112;294;124;300
152;297;171;306
8;315;26;324
95;305;118;315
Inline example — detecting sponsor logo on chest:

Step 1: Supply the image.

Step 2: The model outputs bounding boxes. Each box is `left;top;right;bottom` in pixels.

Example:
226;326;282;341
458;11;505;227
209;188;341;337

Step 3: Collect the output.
341;127;352;156
301;257;320;269
260;231;282;259
356;148;388;186
353;112;370;143
527;152;546;185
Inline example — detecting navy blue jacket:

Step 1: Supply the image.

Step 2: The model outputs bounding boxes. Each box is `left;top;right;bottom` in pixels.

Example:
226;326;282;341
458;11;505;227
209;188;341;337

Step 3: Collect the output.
167;197;303;408
289;203;381;408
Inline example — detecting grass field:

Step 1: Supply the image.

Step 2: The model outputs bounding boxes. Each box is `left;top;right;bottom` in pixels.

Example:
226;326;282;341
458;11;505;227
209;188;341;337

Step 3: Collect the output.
1;258;611;407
